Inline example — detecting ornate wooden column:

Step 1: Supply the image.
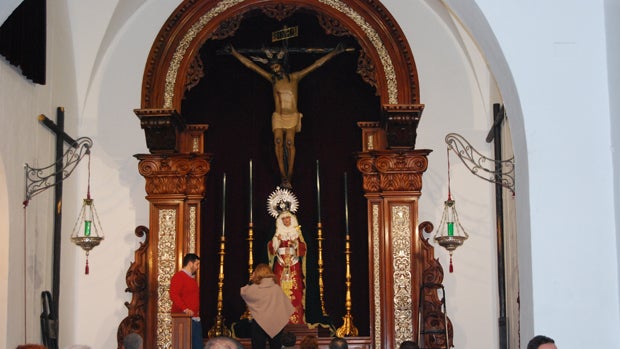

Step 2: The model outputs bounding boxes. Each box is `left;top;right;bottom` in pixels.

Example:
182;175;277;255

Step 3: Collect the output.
357;118;432;349
122;108;211;348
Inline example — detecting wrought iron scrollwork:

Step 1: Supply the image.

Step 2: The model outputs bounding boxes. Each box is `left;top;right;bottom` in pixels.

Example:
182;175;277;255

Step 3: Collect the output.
24;137;93;202
445;133;515;194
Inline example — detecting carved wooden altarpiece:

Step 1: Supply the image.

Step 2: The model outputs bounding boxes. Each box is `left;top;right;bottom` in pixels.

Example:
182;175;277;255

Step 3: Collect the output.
116;1;452;348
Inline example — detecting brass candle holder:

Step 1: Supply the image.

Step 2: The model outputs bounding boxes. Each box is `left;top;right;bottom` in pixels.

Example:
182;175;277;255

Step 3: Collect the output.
241;160;255;320
315;160;329;316
208;235;231;337
240;222;254;320
335;234;358;337
317;222;328;316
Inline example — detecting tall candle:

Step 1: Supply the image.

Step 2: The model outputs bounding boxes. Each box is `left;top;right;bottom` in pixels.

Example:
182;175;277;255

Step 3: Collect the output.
316;160;321;222
249;159;253;223
344;172;349;235
222;173;226;236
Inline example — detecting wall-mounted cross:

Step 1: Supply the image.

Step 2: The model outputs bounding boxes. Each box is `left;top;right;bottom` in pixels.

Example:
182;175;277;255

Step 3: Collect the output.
24;107;91;348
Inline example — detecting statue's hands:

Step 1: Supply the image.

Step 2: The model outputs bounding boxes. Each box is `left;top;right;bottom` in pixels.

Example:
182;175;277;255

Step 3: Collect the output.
224;44;236;55
334;42;346;54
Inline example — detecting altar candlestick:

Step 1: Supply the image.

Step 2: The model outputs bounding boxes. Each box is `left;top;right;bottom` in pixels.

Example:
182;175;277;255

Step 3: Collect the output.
344;172;349;235
249;160;253;224
316;160;321;222
222;173;226;236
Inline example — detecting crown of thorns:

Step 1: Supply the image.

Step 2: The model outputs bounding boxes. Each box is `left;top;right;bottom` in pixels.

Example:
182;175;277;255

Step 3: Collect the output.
267;187;299;218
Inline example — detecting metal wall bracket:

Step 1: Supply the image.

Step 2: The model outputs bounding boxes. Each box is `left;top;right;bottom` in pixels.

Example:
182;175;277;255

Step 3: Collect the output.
24;136;93;202
445;133;514;194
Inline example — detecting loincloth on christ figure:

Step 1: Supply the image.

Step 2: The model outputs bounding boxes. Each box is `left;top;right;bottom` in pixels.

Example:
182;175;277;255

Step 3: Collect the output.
272;112;303;132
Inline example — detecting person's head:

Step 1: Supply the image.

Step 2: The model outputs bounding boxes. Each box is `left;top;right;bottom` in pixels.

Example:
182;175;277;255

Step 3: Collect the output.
527;335;556;349
299;335;319;349
204;336;243;349
399;340;419;349
328;337;348;349
270;63;282;74
251;263;275;284
264;47;289;80
182;253;200;274
122;332;143;349
282;214;292;227
281;331;297;347
277;211;298;229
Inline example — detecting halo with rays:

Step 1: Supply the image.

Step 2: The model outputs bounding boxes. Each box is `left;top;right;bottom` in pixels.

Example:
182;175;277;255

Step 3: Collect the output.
267;186;299;218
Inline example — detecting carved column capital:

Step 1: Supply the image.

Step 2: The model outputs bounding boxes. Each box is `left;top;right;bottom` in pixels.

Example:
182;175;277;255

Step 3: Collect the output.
134;153;212;197
356;149;432;193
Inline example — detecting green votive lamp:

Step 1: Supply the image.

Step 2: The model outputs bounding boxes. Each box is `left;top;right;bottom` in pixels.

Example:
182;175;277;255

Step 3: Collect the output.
84;220;92;236
447;222;454;236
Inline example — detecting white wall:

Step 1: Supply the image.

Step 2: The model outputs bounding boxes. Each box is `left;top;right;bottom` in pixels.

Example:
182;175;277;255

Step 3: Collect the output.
604;0;620;308
1;0;619;348
462;1;620;348
0;0;101;347
58;0;171;346
0;0;21;25
0;57;58;347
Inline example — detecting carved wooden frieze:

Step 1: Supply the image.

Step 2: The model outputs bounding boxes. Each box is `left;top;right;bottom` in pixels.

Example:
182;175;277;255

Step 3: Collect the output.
382;104;425;149
135;154;212;196
210;14;244;40
356;149;431;192
134;108;186;154
317;12;351;37
260;3;299;21
185;54;204;93
357;49;378;93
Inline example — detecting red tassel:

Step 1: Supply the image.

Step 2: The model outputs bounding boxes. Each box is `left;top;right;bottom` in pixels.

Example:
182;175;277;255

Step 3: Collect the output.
449;255;454;273
85;258;90;275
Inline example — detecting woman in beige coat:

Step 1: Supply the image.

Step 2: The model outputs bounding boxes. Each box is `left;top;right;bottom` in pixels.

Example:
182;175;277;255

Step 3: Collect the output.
241;263;295;349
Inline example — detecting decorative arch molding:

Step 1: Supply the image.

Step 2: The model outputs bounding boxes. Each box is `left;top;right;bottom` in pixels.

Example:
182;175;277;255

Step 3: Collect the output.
140;0;421;111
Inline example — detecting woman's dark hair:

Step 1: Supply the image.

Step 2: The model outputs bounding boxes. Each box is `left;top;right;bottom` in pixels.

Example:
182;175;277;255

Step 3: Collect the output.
281;331;297;347
527;335;555;349
399;340;419;349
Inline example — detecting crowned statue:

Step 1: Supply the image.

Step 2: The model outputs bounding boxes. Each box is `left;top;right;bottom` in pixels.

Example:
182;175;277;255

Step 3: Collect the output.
267;187;307;324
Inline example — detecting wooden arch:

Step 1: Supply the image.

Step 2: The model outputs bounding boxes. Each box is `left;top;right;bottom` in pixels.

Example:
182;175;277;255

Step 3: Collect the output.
118;1;452;348
140;0;420;111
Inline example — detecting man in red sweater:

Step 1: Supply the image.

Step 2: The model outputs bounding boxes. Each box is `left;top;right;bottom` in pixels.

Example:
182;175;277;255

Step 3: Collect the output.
170;253;202;349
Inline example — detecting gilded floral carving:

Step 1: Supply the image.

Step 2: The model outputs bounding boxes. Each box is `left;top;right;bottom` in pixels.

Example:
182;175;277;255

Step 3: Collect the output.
372;204;382;349
392;205;413;344
157;209;177;349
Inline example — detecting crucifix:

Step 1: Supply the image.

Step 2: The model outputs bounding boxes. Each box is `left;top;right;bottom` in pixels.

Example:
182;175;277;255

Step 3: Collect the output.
485;103;508;349
224;25;352;188
24;107;92;348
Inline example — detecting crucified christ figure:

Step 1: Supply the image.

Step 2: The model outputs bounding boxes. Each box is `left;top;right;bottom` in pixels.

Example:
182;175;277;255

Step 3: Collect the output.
229;44;345;188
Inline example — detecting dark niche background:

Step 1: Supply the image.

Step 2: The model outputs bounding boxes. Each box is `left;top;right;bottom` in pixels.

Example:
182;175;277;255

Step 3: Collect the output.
181;9;380;337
